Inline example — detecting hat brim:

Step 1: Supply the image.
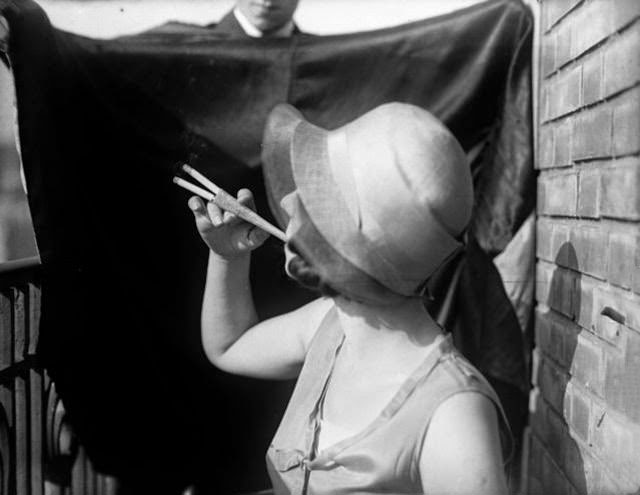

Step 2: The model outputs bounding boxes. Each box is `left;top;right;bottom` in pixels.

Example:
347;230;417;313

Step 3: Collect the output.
261;104;305;228
261;103;462;297
263;105;413;294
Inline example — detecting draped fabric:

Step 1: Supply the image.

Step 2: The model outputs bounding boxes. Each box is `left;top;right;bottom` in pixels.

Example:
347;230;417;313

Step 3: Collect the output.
0;0;533;491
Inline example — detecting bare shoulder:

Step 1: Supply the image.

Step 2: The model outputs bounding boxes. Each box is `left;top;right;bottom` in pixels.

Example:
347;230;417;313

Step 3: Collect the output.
420;392;507;495
430;391;500;431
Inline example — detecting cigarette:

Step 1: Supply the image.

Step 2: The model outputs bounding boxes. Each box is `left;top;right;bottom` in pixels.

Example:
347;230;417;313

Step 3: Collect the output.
182;164;220;194
173;176;215;202
212;187;287;242
173;172;287;243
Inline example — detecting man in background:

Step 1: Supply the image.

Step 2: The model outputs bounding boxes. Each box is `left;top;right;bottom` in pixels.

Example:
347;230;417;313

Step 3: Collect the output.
212;0;301;38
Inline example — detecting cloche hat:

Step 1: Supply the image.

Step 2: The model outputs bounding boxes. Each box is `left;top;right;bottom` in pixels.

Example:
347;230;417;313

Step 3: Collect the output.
262;102;473;302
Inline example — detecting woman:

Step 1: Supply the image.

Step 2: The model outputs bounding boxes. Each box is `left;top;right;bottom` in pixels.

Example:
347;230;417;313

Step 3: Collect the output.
186;102;510;494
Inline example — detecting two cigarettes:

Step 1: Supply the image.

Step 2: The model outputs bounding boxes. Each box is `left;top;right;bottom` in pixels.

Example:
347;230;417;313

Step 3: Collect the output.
173;164;287;243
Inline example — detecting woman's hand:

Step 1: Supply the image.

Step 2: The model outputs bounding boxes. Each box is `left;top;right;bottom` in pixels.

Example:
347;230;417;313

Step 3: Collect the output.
188;188;269;259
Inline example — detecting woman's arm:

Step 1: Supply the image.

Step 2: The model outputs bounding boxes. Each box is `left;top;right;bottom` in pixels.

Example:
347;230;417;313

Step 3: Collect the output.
189;189;328;379
419;392;507;495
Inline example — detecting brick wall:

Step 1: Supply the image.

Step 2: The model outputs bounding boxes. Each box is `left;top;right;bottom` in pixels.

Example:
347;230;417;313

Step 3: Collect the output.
529;1;640;494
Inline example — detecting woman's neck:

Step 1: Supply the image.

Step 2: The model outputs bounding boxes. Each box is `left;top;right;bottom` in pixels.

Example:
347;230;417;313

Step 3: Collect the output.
333;296;443;358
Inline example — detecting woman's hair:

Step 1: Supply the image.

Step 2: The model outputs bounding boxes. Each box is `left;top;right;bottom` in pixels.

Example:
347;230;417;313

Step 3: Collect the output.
286;243;339;298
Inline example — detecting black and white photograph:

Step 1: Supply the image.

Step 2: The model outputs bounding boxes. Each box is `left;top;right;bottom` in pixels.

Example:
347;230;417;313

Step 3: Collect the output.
0;0;638;493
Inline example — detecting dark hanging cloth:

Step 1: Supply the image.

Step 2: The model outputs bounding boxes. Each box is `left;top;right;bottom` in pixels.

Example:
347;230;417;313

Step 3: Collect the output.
0;0;533;492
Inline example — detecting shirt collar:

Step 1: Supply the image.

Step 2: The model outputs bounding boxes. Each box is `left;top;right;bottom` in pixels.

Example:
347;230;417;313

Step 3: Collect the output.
233;7;295;38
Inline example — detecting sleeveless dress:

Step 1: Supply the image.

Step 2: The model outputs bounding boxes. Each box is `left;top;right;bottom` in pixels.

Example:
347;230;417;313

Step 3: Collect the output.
266;306;511;495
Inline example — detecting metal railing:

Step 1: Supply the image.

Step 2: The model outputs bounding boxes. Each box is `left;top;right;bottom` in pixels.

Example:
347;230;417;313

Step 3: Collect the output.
0;257;117;495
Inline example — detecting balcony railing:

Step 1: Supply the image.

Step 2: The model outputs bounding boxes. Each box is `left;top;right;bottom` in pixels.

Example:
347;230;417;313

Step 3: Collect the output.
0;257;117;495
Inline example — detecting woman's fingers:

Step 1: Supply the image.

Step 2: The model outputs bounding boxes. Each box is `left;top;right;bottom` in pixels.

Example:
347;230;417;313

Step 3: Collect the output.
206;201;224;227
189;196;214;233
187;189;266;256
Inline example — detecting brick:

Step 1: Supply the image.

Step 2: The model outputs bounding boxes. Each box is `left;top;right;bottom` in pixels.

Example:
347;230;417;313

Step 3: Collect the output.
528;435;546;494
545;404;571;465
538;125;555;169
604;327;640;422
548;66;582;119
582;52;602;106
571;1;613;58
536;308;570;366
536;262;554;306
538;356;571;413
569;225;608;279
618;293;640;333
562;317;583;367
634;244;640;295
541;86;551;123
541;448;572;495
537;179;546;216
603;22;640;97
575;275;595;332
551;223;572;265
544;0;581;32
577;449;628;495
577;168;600;218
555;119;572;166
592;287;633;347
563;432;589;493
572;105;613;160
592;411;640;487
536;219;571;262
600;157;640;220
548;266;576;318
563;321;584;369
542;33;557;77
591;399;607;448
612;88;640;156
536;219;552;260
554;231;578;269
535;309;552;354
607;232;637;289
566;381;590;443
543;450;574;495
612;0;640;32
540;172;578;216
570;331;605;397
556;23;572;69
